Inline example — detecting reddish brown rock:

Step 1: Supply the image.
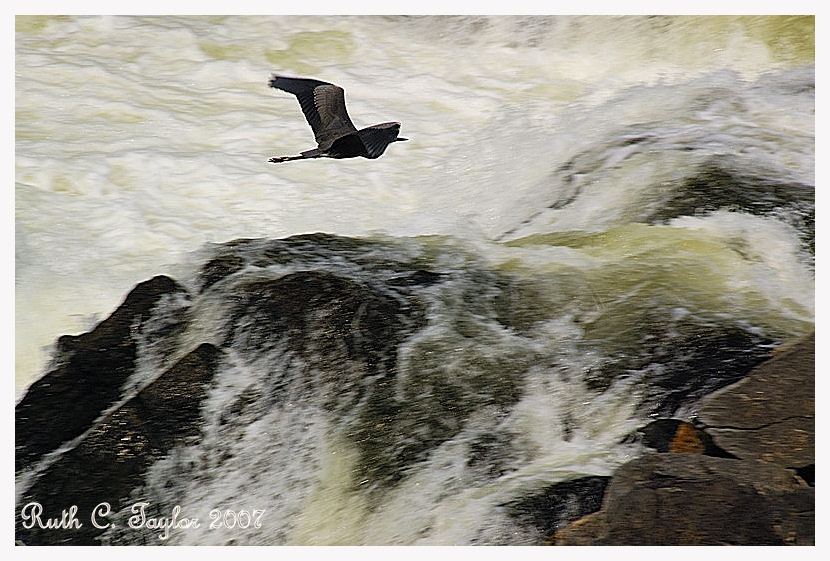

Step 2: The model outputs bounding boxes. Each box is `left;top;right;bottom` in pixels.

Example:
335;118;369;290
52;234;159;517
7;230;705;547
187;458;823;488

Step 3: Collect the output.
635;418;735;457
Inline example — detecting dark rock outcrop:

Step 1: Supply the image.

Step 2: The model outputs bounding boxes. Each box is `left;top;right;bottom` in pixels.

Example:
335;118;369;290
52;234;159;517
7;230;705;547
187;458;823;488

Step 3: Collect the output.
16;343;221;546
554;332;815;545
15;239;437;544
15;275;187;472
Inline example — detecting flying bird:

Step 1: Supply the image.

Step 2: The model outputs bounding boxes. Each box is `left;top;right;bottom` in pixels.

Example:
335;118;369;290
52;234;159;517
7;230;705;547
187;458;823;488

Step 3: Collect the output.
268;74;408;163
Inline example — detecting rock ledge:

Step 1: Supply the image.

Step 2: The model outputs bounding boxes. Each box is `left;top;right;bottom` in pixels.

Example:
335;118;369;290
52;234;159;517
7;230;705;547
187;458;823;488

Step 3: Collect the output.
554;333;815;546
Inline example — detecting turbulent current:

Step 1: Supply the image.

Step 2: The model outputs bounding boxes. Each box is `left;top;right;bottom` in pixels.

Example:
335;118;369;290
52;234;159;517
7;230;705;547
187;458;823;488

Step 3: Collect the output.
15;16;814;545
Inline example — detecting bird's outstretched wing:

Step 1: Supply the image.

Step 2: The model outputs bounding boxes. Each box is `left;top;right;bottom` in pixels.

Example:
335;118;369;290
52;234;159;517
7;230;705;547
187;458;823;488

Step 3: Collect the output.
269;74;357;146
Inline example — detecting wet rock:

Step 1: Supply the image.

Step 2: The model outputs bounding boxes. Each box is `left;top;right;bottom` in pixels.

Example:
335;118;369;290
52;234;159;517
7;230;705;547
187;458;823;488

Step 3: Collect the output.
16;232;812;545
553;453;813;545
15;275;187;473
587;320;774;417
16;246;439;543
698;332;814;468
197;254;246;292
555;333;815;545
641;324;775;416
16;343;221;546
225;270;423;376
197;233;443;290
228;270;443;488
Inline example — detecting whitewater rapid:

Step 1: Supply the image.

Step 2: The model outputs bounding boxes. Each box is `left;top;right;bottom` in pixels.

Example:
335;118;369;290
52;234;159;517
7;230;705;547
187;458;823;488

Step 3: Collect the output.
15;15;814;546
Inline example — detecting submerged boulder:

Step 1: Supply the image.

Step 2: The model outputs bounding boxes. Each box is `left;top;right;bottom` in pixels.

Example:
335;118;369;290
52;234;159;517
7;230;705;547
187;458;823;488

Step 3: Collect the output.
224;270;422;375
505;476;610;541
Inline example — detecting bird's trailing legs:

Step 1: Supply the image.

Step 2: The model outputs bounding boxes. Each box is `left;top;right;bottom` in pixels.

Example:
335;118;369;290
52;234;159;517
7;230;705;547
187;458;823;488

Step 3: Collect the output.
268;147;323;163
269;155;305;163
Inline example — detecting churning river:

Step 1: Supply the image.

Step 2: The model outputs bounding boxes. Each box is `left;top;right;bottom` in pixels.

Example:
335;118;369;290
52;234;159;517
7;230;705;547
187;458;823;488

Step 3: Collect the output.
15;15;814;545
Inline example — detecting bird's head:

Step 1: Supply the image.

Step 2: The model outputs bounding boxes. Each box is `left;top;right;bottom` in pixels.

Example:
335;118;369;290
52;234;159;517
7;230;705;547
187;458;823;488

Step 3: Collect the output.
388;121;408;142
363;122;408;157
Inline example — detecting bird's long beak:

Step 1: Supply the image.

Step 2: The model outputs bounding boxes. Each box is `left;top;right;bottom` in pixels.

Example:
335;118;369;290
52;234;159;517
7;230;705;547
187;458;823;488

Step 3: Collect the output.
396;137;409;142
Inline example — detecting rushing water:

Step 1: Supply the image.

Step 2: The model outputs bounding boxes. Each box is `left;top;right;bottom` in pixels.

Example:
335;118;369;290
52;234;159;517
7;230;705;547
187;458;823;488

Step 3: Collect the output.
15;15;814;545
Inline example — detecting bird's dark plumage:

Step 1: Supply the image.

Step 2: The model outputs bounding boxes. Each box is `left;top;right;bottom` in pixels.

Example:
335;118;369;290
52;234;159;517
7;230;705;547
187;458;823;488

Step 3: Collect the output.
268;74;408;163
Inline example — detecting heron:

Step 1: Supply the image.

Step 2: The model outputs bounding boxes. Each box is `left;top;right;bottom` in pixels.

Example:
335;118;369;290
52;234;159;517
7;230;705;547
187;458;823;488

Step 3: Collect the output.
268;73;408;163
